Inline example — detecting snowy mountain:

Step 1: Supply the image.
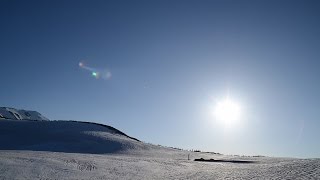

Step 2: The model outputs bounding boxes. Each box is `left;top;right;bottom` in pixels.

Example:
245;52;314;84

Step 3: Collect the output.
0;107;49;121
0;109;319;179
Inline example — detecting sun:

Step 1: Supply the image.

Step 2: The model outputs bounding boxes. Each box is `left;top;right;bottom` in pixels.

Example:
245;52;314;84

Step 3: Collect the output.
213;97;241;127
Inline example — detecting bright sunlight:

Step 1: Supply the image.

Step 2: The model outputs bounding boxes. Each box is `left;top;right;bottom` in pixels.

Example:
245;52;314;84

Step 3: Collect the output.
213;97;242;128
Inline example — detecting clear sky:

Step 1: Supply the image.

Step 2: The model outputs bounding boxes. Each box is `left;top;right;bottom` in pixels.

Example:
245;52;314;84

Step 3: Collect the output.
1;0;320;158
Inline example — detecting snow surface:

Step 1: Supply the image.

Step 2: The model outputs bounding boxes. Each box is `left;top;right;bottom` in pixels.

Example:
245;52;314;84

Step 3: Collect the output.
0;119;319;179
0;119;147;154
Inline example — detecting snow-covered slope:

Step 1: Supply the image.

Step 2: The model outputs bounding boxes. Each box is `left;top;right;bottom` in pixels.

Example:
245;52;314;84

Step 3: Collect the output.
0;119;150;154
0;118;319;179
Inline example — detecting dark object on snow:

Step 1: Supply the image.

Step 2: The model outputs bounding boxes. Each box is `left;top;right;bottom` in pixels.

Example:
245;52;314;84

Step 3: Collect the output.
194;158;255;164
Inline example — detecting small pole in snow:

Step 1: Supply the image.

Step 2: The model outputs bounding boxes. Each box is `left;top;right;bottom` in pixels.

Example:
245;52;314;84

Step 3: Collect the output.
188;154;190;160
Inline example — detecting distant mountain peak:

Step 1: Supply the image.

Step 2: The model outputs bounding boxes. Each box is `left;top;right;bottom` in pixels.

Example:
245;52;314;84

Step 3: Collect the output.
0;107;49;121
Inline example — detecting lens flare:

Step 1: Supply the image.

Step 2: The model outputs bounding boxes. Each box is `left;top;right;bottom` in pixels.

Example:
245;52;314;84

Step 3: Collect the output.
79;61;111;80
92;72;99;78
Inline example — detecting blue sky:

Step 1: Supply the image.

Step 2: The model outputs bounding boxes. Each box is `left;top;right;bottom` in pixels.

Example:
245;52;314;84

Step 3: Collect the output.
1;0;320;158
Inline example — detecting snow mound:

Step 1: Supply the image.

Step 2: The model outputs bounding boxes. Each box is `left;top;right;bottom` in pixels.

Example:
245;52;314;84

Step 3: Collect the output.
0;119;149;154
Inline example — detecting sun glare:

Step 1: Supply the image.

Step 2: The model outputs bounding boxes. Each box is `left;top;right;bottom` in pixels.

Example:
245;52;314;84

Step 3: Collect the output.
214;98;241;127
